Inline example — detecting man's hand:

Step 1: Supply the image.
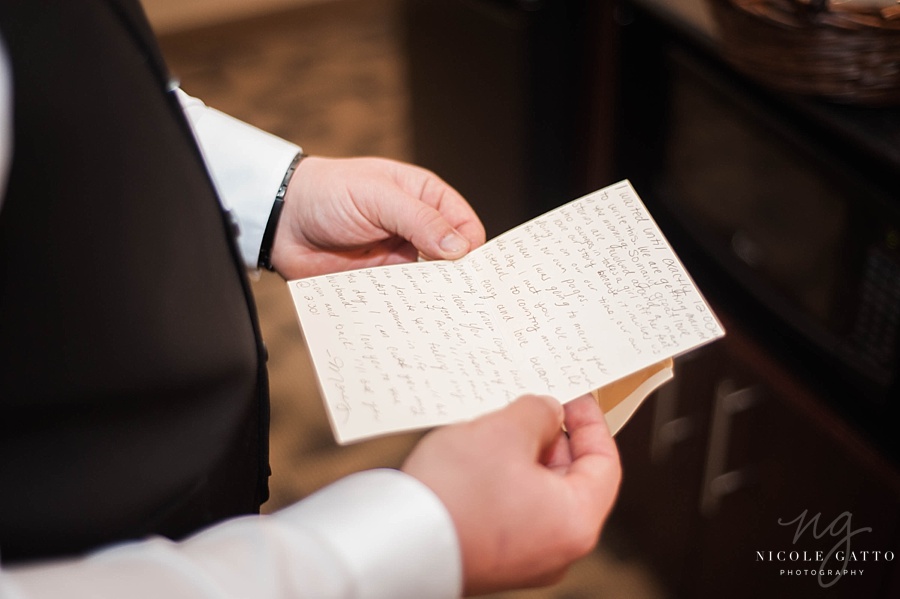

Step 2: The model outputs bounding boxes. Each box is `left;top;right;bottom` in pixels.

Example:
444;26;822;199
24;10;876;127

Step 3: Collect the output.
270;156;486;279
402;394;622;596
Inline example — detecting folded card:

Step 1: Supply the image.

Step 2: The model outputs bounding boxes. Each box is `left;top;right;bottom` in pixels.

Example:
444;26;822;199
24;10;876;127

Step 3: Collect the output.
288;180;724;444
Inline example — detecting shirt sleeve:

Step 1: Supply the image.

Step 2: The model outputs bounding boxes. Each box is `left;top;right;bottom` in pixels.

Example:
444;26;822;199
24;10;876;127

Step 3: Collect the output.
175;89;302;269
0;44;462;599
1;469;463;599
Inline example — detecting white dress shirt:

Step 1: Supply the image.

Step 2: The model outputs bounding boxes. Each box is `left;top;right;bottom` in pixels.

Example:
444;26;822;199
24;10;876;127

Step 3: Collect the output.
0;41;462;599
174;89;300;268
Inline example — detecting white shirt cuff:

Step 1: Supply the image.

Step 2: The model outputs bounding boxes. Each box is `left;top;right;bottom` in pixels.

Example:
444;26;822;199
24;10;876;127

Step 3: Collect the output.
175;89;301;268
1;470;462;599
274;469;463;599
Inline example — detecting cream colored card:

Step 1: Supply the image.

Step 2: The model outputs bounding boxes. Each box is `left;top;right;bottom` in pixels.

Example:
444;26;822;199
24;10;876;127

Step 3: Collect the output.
593;358;674;435
289;181;724;444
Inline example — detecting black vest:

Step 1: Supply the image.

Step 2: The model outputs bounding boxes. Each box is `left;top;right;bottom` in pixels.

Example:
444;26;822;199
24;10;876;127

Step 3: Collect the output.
0;0;270;562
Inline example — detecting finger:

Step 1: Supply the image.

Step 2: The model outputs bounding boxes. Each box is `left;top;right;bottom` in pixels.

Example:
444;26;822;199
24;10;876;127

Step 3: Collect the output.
561;394;622;504
272;236;417;279
415;176;487;250
370;192;472;260
541;429;573;472
563;394;616;459
485;395;564;457
372;168;485;260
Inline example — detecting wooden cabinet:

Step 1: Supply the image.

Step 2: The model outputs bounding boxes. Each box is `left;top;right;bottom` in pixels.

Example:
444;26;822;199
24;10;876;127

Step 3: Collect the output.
401;4;900;592
610;315;900;598
612;344;717;592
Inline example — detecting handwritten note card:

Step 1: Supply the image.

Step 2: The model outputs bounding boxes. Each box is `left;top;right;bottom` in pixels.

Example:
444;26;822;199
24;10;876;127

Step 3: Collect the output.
288;180;724;444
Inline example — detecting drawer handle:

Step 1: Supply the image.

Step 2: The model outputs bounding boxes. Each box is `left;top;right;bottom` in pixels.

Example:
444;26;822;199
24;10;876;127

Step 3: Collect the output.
649;382;696;464
700;379;761;517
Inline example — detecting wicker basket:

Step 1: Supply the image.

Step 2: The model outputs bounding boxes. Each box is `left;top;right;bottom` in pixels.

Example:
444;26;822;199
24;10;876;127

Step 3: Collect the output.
709;0;900;105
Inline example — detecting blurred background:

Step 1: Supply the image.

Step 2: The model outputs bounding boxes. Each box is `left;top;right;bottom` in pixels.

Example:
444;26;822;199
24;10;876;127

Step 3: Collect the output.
150;0;899;597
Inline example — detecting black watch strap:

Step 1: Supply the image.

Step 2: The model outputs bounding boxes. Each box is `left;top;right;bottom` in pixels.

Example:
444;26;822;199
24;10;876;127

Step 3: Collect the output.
257;152;305;271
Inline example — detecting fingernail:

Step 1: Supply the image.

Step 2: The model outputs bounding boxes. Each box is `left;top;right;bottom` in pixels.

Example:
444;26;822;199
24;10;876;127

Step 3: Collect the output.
439;232;468;255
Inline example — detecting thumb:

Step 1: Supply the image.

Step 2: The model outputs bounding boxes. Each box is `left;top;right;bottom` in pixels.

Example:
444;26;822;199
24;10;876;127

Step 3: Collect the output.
371;183;472;260
490;395;565;456
396;198;471;260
